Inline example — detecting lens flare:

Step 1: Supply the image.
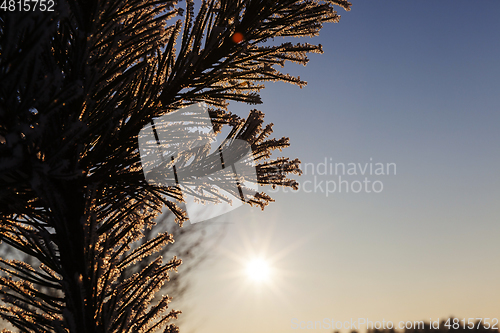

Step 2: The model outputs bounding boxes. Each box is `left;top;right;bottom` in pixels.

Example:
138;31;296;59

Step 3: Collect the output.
231;32;244;44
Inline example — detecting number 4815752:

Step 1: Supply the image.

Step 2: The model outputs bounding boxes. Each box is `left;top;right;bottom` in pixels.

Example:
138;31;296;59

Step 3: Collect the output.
444;318;499;330
0;0;55;11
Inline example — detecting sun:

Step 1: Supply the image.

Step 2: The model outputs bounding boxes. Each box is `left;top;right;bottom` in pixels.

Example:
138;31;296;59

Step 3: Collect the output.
246;258;271;282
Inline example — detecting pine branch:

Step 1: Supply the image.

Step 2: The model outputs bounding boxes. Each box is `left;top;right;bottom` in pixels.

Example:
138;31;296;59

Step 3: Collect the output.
0;0;351;331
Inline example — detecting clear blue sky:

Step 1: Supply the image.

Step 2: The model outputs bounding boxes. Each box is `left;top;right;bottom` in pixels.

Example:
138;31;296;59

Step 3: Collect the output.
176;1;500;332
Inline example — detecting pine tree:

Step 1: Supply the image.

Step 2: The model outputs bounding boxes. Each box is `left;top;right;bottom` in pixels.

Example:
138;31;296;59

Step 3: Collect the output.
0;0;351;332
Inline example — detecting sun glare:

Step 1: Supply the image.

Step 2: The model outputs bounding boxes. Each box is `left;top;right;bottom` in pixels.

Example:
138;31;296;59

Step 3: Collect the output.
246;258;271;282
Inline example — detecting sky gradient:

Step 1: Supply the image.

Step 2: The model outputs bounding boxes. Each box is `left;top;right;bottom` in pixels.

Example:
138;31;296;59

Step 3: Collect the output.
174;1;500;332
